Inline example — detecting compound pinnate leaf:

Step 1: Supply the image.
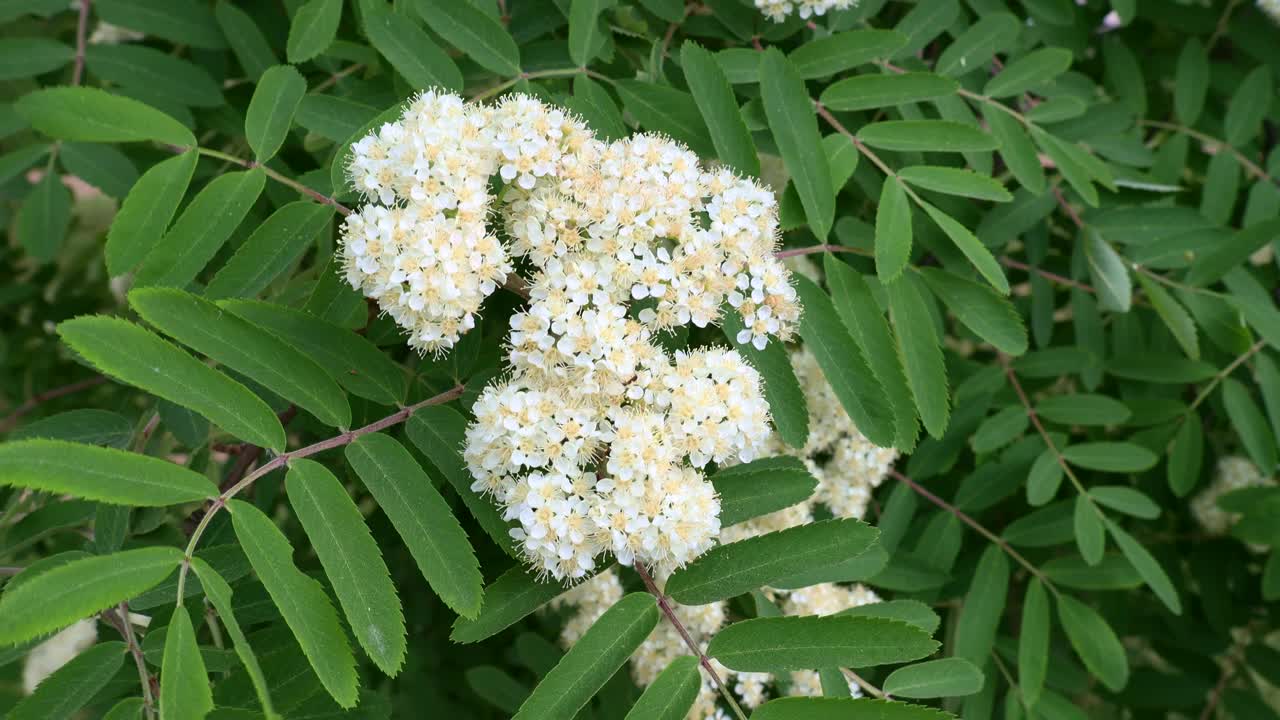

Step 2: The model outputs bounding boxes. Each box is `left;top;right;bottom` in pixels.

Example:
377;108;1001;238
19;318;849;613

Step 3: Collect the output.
345;434;483;619
1106;519;1182;615
57;316;285;451
0;439;216;506
229;499;358;708
0;548;182;646
512;593;658;720
820;72;958;111
708;615;938;671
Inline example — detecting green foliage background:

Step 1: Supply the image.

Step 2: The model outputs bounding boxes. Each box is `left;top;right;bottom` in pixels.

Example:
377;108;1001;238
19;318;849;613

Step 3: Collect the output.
0;0;1279;718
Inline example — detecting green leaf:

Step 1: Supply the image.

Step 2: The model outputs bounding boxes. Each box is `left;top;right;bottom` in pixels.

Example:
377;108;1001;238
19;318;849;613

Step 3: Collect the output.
245;65;306;163
1107;354;1216;383
1090;486;1159;519
451;566;574;644
1018;578;1049;707
286;458;406;675
824;257;918;450
886;273;950;438
105;150;197;276
971;406;1028;454
789;30;908;78
858;121;998;153
753;697;956;720
417;0;520;76
567;75;626;140
215;0;278;80
1224;66;1272;146
6;642;125;720
1135;272;1198;359
1043;553;1141;590
936;13;1020;76
875;179;912;282
1057;594;1128;691
1168;413;1204;497
708;615;938;671
229;499;358;708
85;44;223;108
819;72;958;111
0;439;216;506
406;407;518;557
1174;39;1208;125
623;655;700;720
760;48;834;239
898;166;1011;202
12;409;132;448
0;547;182;646
15;86;194;146
133;168;266;289
296;94;379;143
95;0;225;49
794;274;897;447
883;657;984;698
0;145;51;186
840;599;940;635
666;518;879;604
512;593;658;720
681;42;758;177
985;47;1073;97
954;545;1009;664
345;433;484;619
362;7;462;92
1074;495;1106;565
59;142;139;199
1062;442;1157;472
0;38;72;80
919;267;1026;354
1084;230;1131;312
1034;394;1131;426
130;287;351;428
893;0;960;59
191;558;275;717
721;311;810;449
983;106;1045;194
160;607;213;720
57;316;285;451
1223;378;1278;475
712;456;817;526
615;80;714;157
567;0;613;67
919;203;1010;294
206;202;333;300
287;0;342;63
221;299;406;405
1105;519;1181;615
16;170;70;263
1031;128;1100;207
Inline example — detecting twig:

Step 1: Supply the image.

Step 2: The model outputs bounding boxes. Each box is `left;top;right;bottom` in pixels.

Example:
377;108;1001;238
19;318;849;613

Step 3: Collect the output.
632;562;747;720
0;375;108;434
71;0;91;86
1052;186;1086;229
889;469;1058;595
310;63;364;95
1188;340;1266;414
1141;119;1277;188
841;668;887;699
193;147;352;215
0;566;23;576
175;384;466;602
999;256;1095;293
1200;653;1236;720
105;603;156;720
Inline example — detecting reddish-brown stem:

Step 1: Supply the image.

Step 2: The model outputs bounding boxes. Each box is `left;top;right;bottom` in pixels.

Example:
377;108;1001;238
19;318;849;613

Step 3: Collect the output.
632;561;747;720
998;256;1095;293
105;603;156;720
0;375;108;434
71;0;91;86
1052;186;1086;229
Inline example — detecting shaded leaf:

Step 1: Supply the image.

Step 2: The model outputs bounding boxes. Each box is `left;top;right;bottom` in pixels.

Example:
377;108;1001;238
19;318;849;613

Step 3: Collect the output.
16;86;194;146
708;615;938;671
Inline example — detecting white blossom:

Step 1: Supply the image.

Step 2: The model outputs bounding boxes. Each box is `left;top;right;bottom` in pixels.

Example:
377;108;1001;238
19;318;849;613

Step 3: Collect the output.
22;619;97;695
754;0;857;23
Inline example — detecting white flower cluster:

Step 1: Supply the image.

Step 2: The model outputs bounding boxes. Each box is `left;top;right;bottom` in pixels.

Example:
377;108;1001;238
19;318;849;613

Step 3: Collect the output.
1192;456;1276;537
337;90;802;581
754;0;856;23
22;619;97;695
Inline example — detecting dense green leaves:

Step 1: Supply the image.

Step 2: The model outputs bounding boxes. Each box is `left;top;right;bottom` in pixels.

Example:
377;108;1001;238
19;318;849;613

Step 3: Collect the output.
416;0;521;76
721;311;810;449
0;439;216;506
85;45;222;108
666;518;878;604
898;166;1011;202
229;499;358;708
986;48;1073;97
708;615;938;671
0;547;182;646
130;287;351;428
362;6;461;92
16;170;69;262
16;86;194;146
286;459;406;675
57;316;286;450
760;48;833;240
346;433;484;619
512;593;658;720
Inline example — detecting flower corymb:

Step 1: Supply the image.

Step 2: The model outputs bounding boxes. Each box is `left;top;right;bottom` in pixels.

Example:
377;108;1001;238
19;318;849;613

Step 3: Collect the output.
339;90;801;581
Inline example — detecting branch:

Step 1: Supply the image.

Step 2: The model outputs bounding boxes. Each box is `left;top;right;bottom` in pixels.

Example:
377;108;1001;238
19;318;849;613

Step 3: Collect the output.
71;0;91;86
104;603;156;720
632;561;747;720
0;375;107;434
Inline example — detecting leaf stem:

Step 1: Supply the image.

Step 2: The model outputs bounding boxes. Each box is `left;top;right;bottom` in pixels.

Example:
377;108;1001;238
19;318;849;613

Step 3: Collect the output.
71;0;91;86
105;603;156;720
0;375;108;434
468;67;588;102
1141;119;1276;187
187;146;353;214
632;561;747;720
174;383;465;603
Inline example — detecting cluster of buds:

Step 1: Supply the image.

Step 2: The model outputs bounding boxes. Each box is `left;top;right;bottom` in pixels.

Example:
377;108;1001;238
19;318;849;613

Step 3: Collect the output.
754;0;857;23
340;90;801;581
